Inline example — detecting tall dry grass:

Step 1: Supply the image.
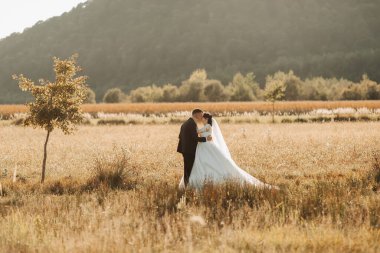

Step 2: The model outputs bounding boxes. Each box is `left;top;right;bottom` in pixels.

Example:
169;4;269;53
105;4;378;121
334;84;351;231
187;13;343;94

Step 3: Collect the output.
83;101;380;114
2;101;380;116
0;123;380;252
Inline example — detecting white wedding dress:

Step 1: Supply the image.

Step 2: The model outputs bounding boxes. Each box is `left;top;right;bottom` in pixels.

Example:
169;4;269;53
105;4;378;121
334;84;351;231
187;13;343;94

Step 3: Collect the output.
179;118;274;190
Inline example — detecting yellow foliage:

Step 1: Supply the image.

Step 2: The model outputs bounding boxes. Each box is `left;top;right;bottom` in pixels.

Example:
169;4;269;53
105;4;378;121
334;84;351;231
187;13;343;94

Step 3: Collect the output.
13;55;88;134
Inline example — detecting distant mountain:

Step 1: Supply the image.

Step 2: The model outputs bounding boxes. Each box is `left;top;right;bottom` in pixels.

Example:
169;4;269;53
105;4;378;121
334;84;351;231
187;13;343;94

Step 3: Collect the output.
1;0;380;103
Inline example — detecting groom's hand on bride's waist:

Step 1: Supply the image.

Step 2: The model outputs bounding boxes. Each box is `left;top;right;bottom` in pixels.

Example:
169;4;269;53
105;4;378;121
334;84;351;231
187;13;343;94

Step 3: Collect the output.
207;136;213;141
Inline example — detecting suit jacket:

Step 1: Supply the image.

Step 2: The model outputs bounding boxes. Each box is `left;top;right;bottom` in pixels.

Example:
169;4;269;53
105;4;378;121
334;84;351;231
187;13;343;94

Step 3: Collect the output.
177;118;206;155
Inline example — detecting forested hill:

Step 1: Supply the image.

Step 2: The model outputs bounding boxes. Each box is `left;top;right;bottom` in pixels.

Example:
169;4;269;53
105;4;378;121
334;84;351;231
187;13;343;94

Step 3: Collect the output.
0;0;380;103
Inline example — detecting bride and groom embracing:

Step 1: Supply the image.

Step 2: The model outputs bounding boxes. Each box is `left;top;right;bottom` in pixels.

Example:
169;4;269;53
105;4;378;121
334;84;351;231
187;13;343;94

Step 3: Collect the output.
177;109;276;190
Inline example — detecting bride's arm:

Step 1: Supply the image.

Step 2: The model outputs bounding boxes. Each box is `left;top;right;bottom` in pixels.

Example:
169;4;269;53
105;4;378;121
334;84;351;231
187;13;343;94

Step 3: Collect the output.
206;124;212;134
191;123;206;142
197;127;206;134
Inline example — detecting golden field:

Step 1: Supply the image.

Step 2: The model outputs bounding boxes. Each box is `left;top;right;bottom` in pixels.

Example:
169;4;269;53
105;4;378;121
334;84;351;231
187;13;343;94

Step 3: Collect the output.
1;122;380;252
1;100;380;115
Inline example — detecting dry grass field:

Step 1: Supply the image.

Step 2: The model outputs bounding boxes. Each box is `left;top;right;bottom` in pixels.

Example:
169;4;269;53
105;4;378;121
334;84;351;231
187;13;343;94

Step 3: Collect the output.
2;101;380;115
1;122;380;252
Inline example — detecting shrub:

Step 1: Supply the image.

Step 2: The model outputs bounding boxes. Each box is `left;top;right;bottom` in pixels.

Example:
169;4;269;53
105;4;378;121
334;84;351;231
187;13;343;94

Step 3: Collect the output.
369;153;380;191
179;69;207;102
310;116;332;123
294;118;308;123
204;80;229;102
84;88;96;104
334;116;356;122
130;85;163;102
103;88;125;103
12;118;25;126
281;118;293;123
360;74;380;100
228;72;259;101
0;113;13;120
179;80;205;102
161;84;180;102
341;85;363;100
97;119;126;125
85;150;137;191
169;117;183;124
80;118;92;125
358;115;371;122
43;177;81;195
266;71;302;101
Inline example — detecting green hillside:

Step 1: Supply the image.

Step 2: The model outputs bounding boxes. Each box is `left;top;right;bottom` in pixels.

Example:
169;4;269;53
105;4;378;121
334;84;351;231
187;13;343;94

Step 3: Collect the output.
0;0;379;103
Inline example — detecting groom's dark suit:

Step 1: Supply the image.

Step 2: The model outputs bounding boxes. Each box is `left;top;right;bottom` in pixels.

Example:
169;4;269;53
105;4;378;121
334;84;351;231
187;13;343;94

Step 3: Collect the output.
177;118;206;186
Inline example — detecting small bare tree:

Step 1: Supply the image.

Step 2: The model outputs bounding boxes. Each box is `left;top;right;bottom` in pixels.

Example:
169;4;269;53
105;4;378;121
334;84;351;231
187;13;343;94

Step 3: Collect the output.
13;55;88;183
265;81;286;123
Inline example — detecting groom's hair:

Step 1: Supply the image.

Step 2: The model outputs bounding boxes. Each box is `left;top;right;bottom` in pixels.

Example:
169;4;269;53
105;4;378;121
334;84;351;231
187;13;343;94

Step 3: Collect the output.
192;109;203;115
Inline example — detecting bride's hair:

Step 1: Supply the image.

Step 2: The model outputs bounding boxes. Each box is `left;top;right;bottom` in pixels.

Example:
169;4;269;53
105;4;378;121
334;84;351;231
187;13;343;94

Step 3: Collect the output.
203;113;213;126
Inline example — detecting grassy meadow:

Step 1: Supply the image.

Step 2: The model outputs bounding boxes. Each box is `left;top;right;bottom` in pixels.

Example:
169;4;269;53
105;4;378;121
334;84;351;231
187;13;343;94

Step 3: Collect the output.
2;101;380;126
2;101;380;115
0;121;380;252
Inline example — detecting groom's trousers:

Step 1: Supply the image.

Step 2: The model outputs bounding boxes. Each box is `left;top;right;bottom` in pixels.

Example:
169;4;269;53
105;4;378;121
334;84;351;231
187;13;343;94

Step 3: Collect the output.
183;153;196;186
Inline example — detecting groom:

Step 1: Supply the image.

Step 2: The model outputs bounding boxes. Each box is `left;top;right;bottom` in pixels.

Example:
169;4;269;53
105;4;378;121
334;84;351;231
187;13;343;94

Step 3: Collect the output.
177;109;212;187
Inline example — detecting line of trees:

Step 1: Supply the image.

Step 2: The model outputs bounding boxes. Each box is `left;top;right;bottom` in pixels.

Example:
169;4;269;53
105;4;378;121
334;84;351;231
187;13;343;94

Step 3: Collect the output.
95;70;380;103
1;0;380;104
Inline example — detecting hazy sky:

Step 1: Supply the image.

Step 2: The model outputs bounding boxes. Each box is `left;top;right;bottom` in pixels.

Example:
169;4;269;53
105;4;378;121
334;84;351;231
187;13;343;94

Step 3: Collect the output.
0;0;87;39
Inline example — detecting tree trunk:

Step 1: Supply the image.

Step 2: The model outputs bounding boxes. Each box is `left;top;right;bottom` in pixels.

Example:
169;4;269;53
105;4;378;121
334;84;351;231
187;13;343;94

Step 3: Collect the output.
41;130;51;183
272;101;275;123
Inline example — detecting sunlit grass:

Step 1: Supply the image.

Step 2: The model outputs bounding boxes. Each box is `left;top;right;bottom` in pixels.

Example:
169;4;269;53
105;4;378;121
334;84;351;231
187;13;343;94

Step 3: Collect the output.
0;123;380;252
2;101;380;115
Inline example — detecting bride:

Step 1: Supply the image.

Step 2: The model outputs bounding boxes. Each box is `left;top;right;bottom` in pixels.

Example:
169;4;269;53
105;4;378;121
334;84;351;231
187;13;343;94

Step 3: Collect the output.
179;113;275;190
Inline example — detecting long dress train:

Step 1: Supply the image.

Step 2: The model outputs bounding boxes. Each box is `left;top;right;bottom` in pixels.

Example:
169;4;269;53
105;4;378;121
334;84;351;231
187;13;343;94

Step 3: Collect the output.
179;121;274;190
